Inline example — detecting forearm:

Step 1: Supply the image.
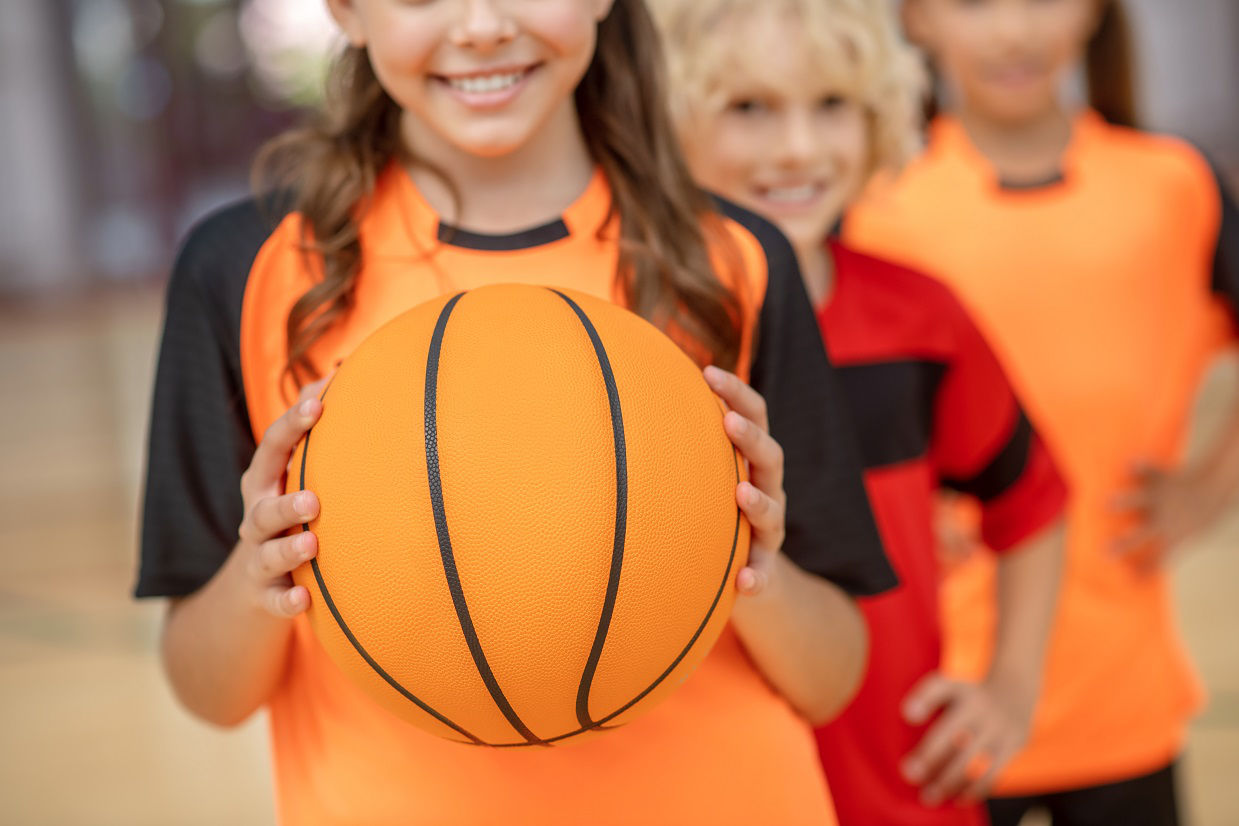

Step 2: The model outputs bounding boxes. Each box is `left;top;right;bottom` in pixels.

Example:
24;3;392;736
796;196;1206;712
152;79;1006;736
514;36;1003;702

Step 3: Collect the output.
989;521;1064;700
730;553;868;726
161;547;296;727
1191;404;1239;522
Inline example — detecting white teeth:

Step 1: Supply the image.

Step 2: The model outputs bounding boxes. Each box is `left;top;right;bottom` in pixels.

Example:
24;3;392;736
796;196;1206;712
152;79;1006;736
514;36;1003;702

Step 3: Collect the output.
764;185;820;203
447;71;525;94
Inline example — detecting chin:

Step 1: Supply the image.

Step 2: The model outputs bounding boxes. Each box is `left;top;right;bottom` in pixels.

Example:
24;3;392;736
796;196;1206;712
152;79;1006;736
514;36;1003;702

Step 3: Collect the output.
979;91;1060;125
444;126;539;159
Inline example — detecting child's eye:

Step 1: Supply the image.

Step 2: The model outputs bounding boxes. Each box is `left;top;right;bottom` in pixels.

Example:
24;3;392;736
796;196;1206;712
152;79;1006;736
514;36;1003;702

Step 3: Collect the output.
819;94;848;111
727;98;767;115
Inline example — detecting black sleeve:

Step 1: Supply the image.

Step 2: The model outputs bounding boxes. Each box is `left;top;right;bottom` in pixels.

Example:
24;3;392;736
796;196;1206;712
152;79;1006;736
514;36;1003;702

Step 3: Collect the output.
134;198;281;598
1208;160;1239;309
712;197;897;596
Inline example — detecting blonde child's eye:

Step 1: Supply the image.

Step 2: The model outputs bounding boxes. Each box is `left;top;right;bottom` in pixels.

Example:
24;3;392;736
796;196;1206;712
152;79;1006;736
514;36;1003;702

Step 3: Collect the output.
819;94;848;111
727;99;767;115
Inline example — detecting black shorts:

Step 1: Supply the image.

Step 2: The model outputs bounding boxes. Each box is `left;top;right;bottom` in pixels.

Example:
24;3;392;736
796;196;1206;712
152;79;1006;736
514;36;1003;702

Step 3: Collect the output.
986;761;1180;826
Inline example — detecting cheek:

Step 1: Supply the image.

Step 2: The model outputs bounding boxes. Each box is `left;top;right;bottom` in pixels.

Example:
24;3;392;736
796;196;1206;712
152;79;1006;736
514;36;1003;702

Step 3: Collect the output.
365;19;442;90
519;2;599;59
1044;4;1098;68
831;113;870;174
694;123;766;192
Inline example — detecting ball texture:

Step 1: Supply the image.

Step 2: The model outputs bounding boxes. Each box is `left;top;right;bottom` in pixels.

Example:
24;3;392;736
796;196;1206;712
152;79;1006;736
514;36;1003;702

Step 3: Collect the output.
289;284;749;747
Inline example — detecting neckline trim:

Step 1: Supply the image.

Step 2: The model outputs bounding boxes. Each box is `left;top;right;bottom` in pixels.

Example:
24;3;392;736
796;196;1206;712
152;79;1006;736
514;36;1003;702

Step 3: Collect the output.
436;218;571;251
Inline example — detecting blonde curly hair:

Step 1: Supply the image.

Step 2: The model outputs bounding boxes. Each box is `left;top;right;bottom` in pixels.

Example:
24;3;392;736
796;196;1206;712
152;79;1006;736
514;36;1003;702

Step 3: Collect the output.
649;0;925;176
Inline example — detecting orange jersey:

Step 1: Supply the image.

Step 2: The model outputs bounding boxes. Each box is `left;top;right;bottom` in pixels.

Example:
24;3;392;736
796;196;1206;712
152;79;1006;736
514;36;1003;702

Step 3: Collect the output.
137;163;894;824
845;110;1239;794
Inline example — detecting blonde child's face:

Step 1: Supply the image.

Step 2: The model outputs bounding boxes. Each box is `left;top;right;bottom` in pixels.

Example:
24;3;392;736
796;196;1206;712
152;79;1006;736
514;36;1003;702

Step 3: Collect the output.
905;0;1099;124
681;13;870;254
327;0;613;158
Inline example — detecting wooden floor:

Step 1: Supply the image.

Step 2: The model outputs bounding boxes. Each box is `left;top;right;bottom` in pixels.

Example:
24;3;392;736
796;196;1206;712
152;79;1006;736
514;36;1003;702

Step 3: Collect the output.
0;286;1235;825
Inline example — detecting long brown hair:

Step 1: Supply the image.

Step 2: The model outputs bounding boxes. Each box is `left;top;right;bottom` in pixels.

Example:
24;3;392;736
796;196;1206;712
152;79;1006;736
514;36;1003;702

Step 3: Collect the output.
1086;0;1138;128
254;0;743;390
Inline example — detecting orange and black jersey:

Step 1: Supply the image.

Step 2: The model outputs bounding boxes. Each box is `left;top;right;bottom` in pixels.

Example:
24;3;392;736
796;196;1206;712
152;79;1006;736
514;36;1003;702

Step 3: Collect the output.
812;241;1065;826
845;111;1239;795
135;164;893;825
136;195;891;600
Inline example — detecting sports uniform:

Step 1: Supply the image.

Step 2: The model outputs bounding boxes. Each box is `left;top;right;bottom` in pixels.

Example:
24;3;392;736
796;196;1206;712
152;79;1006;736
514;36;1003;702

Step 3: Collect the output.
845;110;1239;821
813;240;1066;826
137;164;895;825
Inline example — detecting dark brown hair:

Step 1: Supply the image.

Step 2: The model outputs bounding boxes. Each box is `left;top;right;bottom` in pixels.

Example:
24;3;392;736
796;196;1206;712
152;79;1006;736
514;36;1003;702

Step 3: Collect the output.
254;0;743;391
1085;0;1138;128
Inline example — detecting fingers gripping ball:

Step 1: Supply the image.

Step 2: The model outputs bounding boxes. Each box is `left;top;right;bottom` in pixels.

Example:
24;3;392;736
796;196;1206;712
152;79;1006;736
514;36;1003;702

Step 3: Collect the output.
287;284;750;747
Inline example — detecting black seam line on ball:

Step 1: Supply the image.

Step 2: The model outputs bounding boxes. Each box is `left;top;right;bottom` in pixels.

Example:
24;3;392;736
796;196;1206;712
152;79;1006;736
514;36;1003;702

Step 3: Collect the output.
486;446;743;748
549;290;630;732
297;382;483;746
426;291;544;746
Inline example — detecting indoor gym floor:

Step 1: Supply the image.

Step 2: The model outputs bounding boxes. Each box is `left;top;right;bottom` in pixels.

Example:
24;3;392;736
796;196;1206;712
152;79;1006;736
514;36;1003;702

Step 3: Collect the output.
1;285;1235;825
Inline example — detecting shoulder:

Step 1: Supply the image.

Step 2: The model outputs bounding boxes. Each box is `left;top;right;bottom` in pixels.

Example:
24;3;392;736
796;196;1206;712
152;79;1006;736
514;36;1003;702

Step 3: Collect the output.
705;193;800;297
170;194;296;327
833;242;953;302
832;241;971;330
1094;122;1218;199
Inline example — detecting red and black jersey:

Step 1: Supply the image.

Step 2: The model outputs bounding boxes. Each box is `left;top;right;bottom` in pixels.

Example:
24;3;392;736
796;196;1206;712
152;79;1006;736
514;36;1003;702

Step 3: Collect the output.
813;240;1066;826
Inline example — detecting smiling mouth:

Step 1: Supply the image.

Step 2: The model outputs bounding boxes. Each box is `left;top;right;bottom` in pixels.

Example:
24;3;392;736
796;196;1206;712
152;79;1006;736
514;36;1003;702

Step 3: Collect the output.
757;183;826;206
438;66;537;95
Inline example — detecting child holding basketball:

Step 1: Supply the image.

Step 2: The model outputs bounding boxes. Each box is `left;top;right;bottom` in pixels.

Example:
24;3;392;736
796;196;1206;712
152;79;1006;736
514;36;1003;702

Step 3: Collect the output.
843;0;1239;823
135;1;896;824
651;0;1068;823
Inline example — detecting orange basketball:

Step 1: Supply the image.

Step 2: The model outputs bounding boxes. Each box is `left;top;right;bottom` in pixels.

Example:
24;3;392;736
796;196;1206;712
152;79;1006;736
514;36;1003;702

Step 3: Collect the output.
288;283;749;747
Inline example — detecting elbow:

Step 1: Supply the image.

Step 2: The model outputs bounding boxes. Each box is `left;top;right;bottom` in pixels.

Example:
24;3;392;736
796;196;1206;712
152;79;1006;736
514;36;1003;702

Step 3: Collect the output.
177;689;259;729
802;598;869;727
159;607;261;730
161;654;261;729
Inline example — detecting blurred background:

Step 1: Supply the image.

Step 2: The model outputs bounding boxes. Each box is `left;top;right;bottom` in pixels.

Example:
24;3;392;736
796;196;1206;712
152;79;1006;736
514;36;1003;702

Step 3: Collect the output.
0;1;1235;823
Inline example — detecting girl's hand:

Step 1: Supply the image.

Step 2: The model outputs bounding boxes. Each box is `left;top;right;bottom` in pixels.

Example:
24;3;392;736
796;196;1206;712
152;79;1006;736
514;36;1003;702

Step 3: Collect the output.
1109;460;1221;572
703;366;787;597
235;377;330;618
901;672;1036;806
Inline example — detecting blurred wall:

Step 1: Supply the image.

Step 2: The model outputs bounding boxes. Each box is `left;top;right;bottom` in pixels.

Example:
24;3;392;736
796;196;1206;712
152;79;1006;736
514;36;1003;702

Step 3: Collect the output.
0;3;88;292
1127;0;1239;174
0;0;1235;296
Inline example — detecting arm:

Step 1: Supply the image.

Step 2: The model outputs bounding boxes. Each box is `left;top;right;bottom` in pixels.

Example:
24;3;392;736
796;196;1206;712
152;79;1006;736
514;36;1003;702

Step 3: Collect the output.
730;554;867;725
989;520;1064;710
162;386;327;726
904;282;1069;804
1111;394;1239;568
1112;159;1239;567
704;367;869;725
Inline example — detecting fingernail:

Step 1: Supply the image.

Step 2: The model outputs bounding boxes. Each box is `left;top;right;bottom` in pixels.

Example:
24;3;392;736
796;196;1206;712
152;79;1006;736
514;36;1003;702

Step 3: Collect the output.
296;532;314;557
295;492;314;517
300;399;316;417
742;484;760;506
727;413;747;435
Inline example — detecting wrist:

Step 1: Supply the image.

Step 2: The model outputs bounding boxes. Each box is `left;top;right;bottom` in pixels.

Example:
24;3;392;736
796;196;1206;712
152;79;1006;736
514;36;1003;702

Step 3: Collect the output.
984;662;1039;713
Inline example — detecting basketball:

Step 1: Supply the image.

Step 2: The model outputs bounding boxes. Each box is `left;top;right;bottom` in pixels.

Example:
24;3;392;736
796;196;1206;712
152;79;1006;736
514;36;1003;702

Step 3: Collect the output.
287;283;749;747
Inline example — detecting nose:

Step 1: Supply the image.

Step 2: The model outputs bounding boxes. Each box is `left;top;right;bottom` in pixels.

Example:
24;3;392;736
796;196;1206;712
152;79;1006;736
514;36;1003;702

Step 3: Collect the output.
449;0;517;52
991;0;1034;48
773;108;818;167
